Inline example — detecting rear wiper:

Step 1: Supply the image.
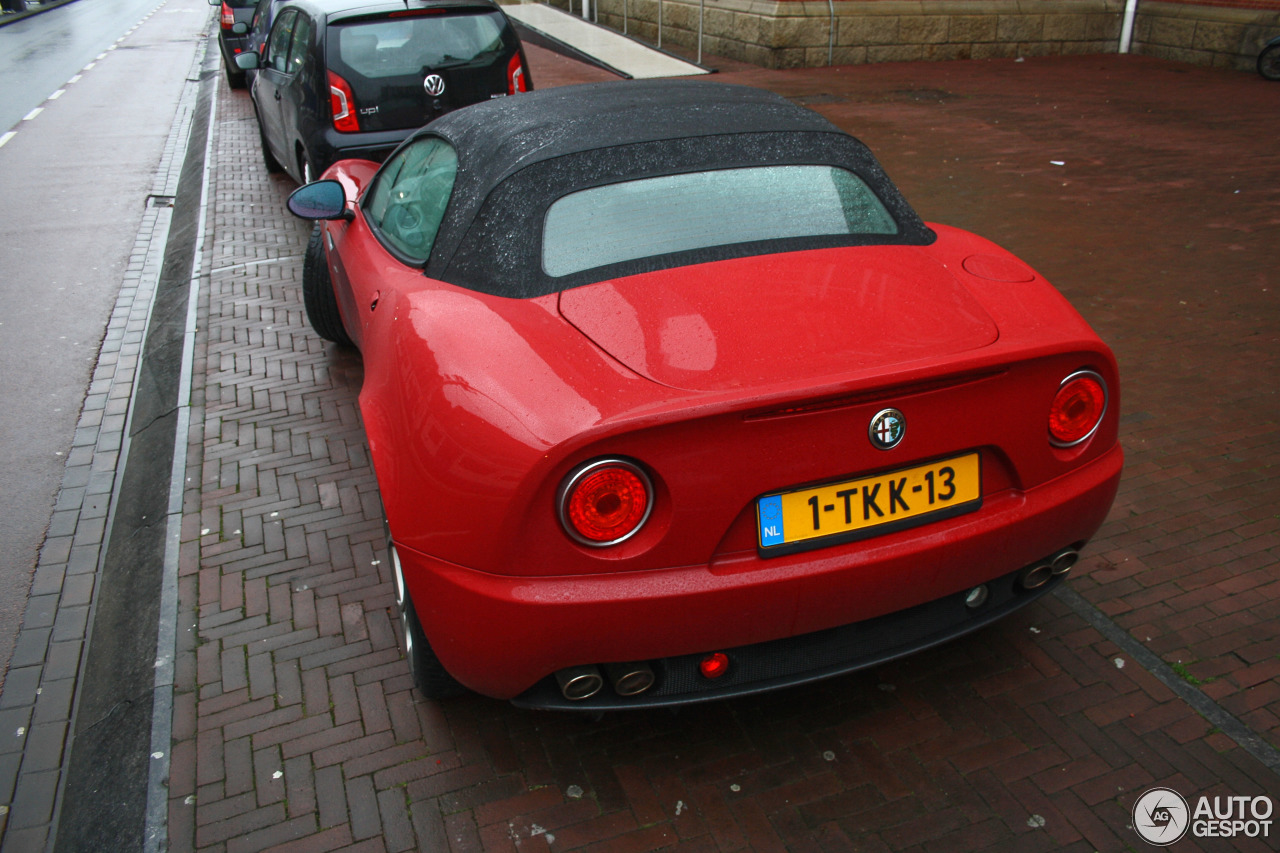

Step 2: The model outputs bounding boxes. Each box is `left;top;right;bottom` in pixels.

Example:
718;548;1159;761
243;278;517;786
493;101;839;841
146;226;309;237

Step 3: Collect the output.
423;53;495;71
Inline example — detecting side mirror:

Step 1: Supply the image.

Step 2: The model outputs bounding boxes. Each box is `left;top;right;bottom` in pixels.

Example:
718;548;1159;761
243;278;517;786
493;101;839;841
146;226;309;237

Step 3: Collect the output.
288;180;352;221
234;51;260;71
232;21;249;34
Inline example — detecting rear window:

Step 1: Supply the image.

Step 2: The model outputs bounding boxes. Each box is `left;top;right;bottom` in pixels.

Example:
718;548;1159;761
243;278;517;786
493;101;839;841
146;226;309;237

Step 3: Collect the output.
541;165;897;277
330;12;507;79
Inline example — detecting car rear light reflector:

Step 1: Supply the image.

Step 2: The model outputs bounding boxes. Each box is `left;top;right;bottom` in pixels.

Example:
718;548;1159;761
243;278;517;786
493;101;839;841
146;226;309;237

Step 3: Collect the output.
508;54;527;95
1049;370;1106;447
700;653;730;680
328;71;359;133
559;458;653;546
220;1;235;28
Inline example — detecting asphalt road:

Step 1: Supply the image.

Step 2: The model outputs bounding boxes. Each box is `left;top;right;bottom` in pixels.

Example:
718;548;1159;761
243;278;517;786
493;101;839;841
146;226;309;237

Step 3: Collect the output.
0;0;210;685
0;0;175;133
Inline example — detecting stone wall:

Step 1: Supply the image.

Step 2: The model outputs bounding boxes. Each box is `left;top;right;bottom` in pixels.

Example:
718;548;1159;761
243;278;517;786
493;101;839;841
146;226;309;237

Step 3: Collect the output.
542;0;1280;70
1133;2;1280;71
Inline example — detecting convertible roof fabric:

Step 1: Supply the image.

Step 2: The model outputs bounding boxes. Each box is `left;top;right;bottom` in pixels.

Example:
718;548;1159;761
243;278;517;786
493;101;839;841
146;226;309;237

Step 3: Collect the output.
402;80;934;297
424;79;843;183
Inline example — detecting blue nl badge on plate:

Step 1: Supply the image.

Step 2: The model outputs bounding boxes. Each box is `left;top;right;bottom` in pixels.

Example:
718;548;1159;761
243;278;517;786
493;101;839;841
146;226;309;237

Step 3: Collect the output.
757;494;784;547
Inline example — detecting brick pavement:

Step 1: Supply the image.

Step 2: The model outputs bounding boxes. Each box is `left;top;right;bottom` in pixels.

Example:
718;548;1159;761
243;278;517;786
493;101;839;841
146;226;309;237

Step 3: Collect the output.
164;47;1280;853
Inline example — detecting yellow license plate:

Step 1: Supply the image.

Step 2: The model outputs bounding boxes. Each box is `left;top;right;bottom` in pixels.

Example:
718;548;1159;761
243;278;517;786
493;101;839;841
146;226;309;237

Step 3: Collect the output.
757;453;981;552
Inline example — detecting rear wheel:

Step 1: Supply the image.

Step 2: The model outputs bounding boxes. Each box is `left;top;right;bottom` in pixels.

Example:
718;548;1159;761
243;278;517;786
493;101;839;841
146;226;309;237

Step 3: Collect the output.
388;534;466;699
255;107;283;173
301;225;353;346
224;62;246;89
1259;43;1280;81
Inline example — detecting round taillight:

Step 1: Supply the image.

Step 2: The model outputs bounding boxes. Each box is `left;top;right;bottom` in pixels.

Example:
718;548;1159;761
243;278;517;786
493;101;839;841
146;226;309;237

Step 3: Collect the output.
559;459;653;547
1049;370;1107;447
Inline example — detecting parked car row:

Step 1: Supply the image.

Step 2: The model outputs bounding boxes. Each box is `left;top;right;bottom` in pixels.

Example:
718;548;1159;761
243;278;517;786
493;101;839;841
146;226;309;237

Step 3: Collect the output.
215;0;531;184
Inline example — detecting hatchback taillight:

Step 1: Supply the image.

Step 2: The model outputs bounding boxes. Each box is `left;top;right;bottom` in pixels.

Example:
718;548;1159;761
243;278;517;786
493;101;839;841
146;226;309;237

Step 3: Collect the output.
328;71;359;133
507;53;527;95
220;1;235;28
1049;370;1107;447
558;459;653;546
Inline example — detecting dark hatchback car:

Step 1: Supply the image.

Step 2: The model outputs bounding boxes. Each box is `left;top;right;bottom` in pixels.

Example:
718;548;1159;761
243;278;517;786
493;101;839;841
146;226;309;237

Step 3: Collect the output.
211;0;258;88
235;0;532;185
242;0;291;83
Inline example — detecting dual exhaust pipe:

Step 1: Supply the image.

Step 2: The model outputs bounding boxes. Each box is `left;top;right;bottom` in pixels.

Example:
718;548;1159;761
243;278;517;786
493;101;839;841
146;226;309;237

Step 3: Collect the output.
1016;547;1080;591
554;660;655;701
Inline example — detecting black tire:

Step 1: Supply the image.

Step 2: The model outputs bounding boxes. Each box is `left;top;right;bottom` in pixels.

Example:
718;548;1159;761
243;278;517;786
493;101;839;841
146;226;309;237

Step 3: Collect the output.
301;224;354;346
255;107;283;173
224;62;246;90
402;595;467;699
1259;43;1280;81
389;535;466;699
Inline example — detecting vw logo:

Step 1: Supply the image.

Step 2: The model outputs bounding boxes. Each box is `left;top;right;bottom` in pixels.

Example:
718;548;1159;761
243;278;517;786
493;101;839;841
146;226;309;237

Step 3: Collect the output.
869;408;905;450
423;74;446;97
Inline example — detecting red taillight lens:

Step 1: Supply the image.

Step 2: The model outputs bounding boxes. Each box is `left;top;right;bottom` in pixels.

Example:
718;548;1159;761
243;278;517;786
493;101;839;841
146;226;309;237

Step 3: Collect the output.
1049;371;1107;447
220;1;235;28
559;459;652;546
328;71;359;133
507;53;527;94
700;653;729;679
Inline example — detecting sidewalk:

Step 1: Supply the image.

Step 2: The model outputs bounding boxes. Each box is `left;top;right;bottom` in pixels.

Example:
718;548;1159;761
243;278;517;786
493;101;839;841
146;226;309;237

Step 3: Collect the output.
159;47;1280;852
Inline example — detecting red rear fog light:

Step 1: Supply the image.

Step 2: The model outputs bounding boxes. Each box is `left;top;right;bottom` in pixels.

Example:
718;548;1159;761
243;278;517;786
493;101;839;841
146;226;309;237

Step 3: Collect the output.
700;653;730;680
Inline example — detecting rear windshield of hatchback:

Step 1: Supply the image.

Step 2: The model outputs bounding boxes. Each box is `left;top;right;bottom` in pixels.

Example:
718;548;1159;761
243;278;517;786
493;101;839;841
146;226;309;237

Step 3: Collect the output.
541;165;898;277
330;12;507;79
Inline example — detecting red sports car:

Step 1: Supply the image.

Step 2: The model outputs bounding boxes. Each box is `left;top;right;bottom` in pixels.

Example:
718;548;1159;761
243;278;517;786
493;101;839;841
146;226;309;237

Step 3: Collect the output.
287;80;1122;709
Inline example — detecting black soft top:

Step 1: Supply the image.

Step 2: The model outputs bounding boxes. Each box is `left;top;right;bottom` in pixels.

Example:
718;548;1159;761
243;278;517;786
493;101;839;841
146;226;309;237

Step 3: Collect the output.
392;79;934;297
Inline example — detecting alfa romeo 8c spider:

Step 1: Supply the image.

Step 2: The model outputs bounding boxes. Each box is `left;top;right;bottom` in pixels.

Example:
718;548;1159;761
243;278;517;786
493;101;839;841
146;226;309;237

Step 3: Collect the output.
286;80;1123;709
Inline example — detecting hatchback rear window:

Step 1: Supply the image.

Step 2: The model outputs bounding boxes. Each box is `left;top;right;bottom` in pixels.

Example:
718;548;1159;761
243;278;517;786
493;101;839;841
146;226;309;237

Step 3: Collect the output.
331;12;506;79
541;165;898;277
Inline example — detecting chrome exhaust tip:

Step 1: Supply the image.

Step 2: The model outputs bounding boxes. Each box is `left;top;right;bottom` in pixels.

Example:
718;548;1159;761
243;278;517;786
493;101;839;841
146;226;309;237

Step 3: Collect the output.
1050;548;1079;576
555;665;604;701
604;661;655;696
1017;563;1053;591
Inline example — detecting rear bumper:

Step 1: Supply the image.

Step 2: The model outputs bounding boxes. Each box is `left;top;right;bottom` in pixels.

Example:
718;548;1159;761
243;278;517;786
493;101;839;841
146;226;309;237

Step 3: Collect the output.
513;562;1062;710
315;128;413;175
398;443;1122;704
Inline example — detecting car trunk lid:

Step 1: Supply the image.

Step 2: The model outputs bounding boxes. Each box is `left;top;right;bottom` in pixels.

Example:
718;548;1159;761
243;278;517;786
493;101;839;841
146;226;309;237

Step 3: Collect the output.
557;246;1000;393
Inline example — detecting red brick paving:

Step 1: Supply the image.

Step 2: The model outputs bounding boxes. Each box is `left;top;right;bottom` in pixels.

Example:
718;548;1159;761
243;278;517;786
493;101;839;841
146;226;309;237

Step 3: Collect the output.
166;44;1280;852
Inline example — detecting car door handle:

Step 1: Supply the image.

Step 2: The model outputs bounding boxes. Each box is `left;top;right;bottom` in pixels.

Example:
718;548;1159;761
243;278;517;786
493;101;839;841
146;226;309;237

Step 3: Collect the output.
274;91;281;100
